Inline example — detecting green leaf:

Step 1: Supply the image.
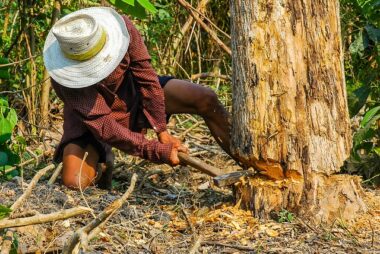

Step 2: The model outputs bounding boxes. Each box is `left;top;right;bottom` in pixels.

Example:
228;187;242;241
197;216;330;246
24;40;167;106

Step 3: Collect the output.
347;84;371;116
6;108;17;127
373;147;380;156
350;31;369;56
136;0;157;14
360;106;380;128
0;118;13;144
109;0;134;7
0;57;10;80
0;97;9;107
353;112;380;156
0;204;12;219
122;0;135;5
0;69;10;80
365;25;380;43
123;1;147;19
109;0;148;18
0;151;8;166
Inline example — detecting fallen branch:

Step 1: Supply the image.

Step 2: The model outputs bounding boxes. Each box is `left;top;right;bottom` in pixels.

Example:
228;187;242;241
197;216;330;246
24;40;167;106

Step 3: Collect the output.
201;241;257;252
25;246;62;254
179;121;202;141
0;206;93;229
177;0;231;55
62;173;138;254
3;154;44;174
47;162;63;184
10;164;55;215
189;235;203;254
171;0;210;54
0;229;14;254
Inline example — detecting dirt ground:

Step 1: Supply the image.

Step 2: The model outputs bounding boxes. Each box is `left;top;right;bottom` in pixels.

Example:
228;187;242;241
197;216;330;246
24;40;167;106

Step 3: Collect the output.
0;118;379;253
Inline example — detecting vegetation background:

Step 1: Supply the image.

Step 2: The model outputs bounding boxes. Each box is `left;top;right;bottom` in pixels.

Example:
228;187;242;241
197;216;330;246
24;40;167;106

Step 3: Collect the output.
0;0;379;185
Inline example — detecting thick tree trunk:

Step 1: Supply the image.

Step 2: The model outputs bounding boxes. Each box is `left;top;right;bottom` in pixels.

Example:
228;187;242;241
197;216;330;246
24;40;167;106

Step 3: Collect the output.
230;0;366;223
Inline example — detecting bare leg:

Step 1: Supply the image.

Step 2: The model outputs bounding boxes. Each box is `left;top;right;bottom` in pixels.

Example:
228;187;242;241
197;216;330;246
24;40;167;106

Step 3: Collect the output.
62;143;99;189
164;79;233;157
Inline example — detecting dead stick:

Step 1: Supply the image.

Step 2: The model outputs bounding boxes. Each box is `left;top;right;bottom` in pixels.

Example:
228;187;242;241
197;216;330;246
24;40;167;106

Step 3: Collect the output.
177;0;231;55
171;0;210;53
201;241;257;252
179;121;202;141
0;206;92;229
25;246;62;254
0;229;14;254
3;154;43;174
10;164;55;214
178;152;224;177
48;162;63;184
62;173;138;254
189;235;203;254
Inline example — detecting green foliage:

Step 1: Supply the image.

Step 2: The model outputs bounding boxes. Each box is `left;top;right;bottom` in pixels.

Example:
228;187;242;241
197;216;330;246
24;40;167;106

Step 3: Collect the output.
0;97;21;178
0;57;10;80
108;0;157;19
0;97;17;146
341;0;380;185
277;209;295;223
0;204;12;219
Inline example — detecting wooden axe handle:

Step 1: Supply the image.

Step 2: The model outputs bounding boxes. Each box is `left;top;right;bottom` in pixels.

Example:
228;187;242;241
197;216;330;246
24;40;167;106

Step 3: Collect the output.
178;152;225;177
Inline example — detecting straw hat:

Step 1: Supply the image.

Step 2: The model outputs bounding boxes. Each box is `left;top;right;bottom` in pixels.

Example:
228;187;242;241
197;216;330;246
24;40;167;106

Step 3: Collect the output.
43;7;130;88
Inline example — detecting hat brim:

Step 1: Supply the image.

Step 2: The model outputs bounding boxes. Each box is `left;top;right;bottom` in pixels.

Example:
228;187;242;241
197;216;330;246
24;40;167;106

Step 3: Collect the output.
43;7;130;88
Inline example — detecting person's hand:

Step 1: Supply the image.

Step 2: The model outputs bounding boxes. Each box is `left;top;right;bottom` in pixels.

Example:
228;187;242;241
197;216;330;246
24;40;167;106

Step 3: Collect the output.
158;131;188;166
158;131;189;153
168;147;181;166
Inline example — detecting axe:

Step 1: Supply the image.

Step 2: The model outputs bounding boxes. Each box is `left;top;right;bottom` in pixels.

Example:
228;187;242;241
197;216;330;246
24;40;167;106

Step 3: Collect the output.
178;152;288;187
178;152;255;187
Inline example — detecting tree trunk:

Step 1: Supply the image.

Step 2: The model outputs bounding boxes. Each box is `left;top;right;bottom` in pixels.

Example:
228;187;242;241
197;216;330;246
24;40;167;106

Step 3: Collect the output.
230;0;366;223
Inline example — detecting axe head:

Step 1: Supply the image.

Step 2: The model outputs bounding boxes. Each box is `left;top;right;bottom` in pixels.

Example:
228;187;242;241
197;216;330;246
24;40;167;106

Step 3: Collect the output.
213;170;255;187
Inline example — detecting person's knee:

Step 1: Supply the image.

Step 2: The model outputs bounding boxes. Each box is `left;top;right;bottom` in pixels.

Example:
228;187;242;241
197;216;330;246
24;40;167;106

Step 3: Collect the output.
62;167;94;190
196;88;220;116
62;173;82;189
62;143;99;190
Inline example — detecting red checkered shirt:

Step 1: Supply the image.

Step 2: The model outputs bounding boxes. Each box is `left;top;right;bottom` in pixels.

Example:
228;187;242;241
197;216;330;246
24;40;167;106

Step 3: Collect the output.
51;15;172;164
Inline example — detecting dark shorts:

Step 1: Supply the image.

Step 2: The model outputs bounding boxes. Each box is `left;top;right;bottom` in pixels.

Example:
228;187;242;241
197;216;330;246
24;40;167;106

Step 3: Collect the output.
57;75;175;164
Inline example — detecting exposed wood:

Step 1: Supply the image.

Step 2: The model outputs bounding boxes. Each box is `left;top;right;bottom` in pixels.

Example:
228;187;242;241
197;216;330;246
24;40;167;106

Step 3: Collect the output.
178;152;225;177
47;162;63;185
178;0;231;55
62;174;138;254
10;164;55;214
235;174;367;223
0;206;93;229
230;0;365;222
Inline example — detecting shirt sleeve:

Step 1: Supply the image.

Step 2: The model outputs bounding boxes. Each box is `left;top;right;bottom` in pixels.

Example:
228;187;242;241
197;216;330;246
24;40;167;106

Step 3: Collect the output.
53;81;173;164
124;16;168;133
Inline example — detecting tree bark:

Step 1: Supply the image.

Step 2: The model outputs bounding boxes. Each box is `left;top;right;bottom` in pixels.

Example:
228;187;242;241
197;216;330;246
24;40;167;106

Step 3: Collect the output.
230;0;366;223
